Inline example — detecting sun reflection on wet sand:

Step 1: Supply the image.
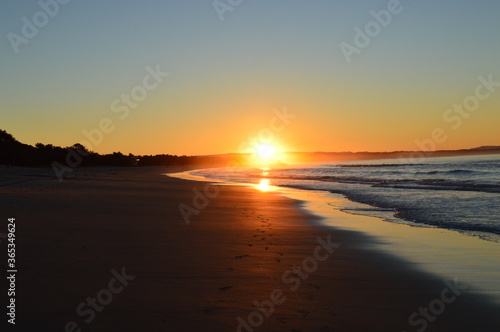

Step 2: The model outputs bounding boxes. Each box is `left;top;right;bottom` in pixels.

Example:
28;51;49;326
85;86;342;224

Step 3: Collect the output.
256;168;273;191
257;178;271;191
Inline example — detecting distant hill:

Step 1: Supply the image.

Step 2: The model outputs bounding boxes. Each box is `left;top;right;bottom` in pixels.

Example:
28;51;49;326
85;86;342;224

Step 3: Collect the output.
468;146;500;151
284;147;500;164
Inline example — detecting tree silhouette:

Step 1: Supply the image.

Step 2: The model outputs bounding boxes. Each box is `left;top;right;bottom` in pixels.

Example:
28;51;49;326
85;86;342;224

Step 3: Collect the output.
0;130;17;144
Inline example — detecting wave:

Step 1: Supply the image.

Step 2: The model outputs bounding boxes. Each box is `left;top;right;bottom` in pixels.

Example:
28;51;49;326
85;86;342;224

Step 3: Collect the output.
274;182;500;236
373;181;500;194
393;208;500;235
336;162;499;170
416;169;476;175
253;173;500;194
336;163;426;168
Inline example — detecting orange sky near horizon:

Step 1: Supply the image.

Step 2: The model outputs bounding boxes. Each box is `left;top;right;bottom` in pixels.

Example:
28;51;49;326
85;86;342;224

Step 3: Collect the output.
9;76;498;156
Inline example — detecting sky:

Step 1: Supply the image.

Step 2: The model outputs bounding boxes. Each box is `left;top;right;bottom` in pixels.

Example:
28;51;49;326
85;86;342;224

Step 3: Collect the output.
1;0;499;155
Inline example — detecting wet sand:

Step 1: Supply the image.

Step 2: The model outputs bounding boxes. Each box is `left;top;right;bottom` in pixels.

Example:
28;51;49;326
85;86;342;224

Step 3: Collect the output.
0;166;499;331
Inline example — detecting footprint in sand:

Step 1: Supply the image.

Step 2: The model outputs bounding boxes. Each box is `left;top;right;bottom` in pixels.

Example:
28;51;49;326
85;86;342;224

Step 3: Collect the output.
202;306;227;315
219;286;233;293
324;309;336;317
235;255;250;259
277;317;287;324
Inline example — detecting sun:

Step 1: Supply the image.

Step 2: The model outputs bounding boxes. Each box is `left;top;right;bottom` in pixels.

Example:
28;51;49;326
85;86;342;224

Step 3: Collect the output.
254;144;276;161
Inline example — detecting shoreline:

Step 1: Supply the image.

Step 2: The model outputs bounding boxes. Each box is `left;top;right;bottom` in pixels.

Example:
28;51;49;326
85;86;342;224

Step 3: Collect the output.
1;166;499;331
170;168;500;303
278;189;500;300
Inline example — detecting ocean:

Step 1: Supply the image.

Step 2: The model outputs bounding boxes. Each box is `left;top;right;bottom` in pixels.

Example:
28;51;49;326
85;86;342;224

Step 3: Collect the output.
191;154;500;243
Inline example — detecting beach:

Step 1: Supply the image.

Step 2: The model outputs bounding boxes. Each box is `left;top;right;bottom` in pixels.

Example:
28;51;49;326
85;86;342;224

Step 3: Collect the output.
1;166;499;331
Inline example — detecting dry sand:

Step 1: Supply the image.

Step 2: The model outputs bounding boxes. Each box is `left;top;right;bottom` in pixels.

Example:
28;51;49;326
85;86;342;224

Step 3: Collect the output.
0;166;499;331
